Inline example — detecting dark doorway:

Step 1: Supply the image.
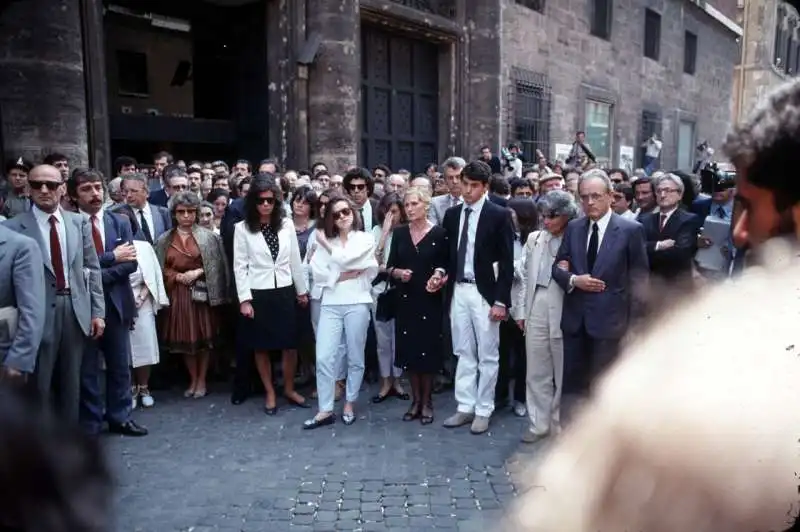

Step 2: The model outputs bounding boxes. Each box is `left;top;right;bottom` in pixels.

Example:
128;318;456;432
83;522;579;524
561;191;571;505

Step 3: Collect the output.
360;27;439;173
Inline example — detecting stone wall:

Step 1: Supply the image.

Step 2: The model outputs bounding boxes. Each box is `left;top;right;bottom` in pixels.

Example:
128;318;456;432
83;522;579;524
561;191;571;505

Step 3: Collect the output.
500;0;740;169
0;0;88;166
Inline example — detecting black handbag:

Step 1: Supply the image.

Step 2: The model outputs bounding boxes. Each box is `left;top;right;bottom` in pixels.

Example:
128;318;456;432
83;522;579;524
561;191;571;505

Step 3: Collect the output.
375;279;397;322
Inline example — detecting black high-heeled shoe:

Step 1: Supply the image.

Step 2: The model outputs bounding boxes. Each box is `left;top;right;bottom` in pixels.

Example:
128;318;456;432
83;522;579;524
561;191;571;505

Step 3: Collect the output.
303;413;335;430
403;404;421;422
420;403;434;425
372;387;398;403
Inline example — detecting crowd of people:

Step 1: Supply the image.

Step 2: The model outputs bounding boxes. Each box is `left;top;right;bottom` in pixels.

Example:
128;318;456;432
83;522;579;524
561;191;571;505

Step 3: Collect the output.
0;137;742;439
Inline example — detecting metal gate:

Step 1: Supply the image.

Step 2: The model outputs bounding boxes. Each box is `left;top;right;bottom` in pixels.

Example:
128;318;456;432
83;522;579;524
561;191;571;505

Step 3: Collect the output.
360;27;439;173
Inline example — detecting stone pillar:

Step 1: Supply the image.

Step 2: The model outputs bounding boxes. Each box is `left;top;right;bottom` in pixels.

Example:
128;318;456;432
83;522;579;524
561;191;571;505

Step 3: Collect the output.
0;0;88;166
463;0;502;154
306;0;360;171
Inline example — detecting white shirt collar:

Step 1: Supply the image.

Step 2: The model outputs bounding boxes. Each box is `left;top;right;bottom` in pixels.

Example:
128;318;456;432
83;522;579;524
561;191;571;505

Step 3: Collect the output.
590;207;612;231
32;205;63;225
464;193;487;214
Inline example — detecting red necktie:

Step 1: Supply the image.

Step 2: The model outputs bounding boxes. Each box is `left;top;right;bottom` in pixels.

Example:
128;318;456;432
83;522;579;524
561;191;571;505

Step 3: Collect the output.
91;215;103;255
659;213;667;231
49;215;67;290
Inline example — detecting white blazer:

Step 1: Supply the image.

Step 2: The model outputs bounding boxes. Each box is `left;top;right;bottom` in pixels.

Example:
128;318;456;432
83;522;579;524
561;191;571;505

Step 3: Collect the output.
310;230;378;307
511;230;565;337
233;218;308;302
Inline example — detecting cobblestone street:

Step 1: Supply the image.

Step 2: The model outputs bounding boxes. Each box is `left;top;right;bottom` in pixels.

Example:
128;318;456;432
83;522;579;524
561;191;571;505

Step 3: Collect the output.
107;385;541;532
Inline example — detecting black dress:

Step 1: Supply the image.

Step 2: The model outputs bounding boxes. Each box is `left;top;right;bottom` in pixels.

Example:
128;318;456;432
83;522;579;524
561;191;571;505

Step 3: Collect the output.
387;224;447;374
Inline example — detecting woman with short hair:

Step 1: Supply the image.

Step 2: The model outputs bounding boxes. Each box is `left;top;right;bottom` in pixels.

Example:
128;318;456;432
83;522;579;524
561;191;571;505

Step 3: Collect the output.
155;192;230;399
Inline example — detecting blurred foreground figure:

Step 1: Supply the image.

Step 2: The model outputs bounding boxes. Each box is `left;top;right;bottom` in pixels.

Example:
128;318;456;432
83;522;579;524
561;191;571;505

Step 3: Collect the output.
511;77;800;532
0;385;112;532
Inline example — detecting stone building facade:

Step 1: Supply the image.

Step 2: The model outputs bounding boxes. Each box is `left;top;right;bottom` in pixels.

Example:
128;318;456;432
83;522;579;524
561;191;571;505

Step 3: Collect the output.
733;0;798;124
0;0;740;176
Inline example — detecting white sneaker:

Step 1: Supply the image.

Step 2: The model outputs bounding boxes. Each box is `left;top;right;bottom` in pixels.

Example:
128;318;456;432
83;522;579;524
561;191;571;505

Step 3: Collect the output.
139;387;155;408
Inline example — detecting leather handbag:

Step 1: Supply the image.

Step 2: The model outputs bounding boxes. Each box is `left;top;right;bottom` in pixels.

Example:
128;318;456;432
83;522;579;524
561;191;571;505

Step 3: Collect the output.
375;280;397;322
190;280;209;303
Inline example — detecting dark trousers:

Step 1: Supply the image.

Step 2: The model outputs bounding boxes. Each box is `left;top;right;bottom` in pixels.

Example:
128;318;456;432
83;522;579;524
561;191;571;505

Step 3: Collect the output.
495;319;526;404
562;327;620;396
79;310;132;433
364;313;378;381
232;315;255;397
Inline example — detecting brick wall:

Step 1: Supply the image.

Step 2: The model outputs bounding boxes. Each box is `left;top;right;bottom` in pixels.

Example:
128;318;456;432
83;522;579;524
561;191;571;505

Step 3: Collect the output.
499;0;739;170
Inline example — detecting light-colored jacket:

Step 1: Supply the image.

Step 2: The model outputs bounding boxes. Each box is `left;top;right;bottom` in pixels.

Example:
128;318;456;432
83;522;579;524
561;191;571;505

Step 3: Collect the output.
511;230;564;337
132;240;169;312
427;194;460;226
3;209;105;338
0;224;45;373
155;226;230;307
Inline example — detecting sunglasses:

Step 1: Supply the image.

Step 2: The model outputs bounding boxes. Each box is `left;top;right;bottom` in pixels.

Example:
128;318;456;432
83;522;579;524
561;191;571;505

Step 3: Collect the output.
258;197;276;205
28;180;61;191
347;183;367;191
543;212;560;219
175;208;197;216
333;208;352;220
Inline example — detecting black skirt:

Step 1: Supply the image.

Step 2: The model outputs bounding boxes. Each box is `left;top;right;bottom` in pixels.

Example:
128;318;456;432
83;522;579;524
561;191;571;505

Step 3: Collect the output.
239;286;298;351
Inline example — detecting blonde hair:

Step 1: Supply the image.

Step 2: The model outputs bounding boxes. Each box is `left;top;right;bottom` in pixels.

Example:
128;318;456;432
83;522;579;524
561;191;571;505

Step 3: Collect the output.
403;186;432;208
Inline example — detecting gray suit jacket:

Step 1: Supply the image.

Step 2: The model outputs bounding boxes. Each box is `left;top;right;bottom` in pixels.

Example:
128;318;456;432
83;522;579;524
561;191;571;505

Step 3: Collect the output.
0;225;45;372
512;230;565;337
552;212;649;339
3;209;105;338
427;194;459;226
149;202;172;241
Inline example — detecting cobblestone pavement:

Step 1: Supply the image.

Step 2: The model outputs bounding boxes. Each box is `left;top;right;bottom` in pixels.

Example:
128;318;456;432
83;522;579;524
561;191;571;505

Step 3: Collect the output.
107;385;542;532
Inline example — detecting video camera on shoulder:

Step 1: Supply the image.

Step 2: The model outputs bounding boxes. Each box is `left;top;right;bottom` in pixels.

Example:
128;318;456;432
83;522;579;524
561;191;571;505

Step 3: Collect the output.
699;161;736;195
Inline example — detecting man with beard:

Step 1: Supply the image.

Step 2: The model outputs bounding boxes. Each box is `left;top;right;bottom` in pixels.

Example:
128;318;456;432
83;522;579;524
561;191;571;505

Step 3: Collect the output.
508;78;800;532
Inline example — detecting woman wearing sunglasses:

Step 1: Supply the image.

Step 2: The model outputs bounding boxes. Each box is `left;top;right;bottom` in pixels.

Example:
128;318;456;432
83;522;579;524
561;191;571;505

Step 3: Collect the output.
305;196;378;429
233;179;310;415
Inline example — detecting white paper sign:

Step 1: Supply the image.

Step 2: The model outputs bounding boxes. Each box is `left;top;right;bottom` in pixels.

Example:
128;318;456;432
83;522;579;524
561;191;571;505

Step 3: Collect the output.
554;143;572;163
695;217;731;271
619;145;635;174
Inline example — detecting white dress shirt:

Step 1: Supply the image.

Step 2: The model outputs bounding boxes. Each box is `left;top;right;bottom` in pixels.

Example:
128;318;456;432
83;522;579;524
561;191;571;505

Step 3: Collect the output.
233;218;308;302
458;194;487;282
33;206;69;287
80;207;106;249
310;231;378;306
586;207;613;252
137;203;156;240
357;200;373;231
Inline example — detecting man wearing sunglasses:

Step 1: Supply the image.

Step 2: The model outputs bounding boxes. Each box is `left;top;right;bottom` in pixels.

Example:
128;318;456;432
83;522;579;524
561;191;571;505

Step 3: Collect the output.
342;168;378;231
3;164;105;424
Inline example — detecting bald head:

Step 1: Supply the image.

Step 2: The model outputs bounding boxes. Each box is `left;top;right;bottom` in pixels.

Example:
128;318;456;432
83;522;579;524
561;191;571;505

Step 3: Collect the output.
27;164;65;214
29;164;63;181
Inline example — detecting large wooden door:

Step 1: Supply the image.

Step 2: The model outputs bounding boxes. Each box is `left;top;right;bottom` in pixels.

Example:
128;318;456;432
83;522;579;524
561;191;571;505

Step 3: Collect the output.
360;27;438;173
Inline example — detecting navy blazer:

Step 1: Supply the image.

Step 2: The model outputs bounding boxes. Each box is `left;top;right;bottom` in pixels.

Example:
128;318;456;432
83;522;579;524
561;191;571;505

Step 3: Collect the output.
441;198;515;308
148;187;169;208
220;197;245;265
98;211;138;323
641;209;699;282
552;212;649;340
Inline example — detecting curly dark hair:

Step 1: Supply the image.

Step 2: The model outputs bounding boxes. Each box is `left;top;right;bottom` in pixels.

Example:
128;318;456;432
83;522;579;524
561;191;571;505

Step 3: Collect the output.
723;78;800;211
0;385;112;532
244;177;284;233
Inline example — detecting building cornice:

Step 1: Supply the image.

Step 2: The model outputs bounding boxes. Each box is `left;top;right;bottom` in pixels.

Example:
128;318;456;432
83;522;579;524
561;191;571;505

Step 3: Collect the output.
686;0;743;36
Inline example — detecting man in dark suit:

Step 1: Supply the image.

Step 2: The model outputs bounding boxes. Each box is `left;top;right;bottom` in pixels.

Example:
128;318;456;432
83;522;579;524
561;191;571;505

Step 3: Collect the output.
640;173;699;288
426;160;515;434
70;168;147;437
122;173;171;244
552;169;649;407
3;165;106;423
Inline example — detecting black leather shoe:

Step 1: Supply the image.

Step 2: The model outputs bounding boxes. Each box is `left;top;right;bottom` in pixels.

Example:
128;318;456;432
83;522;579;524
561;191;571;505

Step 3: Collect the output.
303;414;335;430
108;420;148;437
231;392;248;405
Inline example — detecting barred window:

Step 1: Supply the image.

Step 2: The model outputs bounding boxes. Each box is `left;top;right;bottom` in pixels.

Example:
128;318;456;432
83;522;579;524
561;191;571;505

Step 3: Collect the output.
508;69;551;161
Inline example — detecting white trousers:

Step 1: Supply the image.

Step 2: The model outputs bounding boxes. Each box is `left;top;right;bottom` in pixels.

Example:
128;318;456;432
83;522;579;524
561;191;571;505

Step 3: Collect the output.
450;283;500;417
524;286;563;435
310;298;346;380
315;303;371;412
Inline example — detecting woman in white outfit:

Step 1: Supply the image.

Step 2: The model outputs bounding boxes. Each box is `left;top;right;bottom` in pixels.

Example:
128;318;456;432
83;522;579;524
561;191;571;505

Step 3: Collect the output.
113;204;169;408
371;192;408;403
512;190;579;443
305;196;378;429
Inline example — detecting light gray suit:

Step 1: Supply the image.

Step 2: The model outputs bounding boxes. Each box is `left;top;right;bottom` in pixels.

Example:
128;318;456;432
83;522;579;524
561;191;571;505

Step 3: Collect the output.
427;194;460;226
512;230;565;436
3;209;105;422
0;224;46;373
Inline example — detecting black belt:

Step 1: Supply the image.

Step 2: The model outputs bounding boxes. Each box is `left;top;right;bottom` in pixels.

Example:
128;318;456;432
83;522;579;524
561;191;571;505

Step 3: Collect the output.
457;279;476;284
55;288;71;296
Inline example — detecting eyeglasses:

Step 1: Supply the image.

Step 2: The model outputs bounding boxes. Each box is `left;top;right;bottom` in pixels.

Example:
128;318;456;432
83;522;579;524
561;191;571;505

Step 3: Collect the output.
543;212;560;219
28;180;61;191
333;208;352;220
258;197;276;205
175;208;197;216
347;183;367;192
656;188;680;195
170;184;188;191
